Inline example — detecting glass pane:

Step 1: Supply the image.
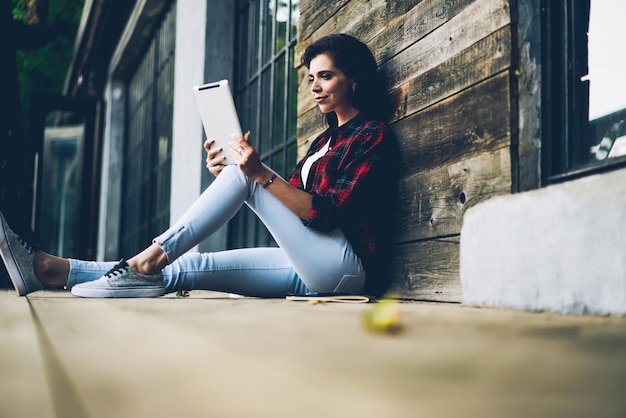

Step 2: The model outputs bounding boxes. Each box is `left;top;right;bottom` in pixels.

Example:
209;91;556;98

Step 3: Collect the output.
273;54;286;147
39;116;84;258
244;208;257;247
287;142;298;176
260;69;272;154
228;210;245;249
275;0;287;51
273;150;285;176
249;1;260;79
290;0;300;40
249;79;259;146
231;0;300;250
121;3;175;255
256;219;272;247
263;0;274;62
237;5;249;85
587;1;626;161
236;87;247;134
288;47;299;139
124;45;156;256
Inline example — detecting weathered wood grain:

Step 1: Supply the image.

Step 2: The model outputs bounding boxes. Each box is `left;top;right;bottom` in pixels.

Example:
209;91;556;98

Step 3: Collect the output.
295;0;426;72
389;26;512;124
381;0;511;90
297;0;458;116
369;0;475;66
515;0;542;191
296;65;313;117
299;0;423;45
295;0;518;302
297;105;327;143
394;71;511;176
297;0;511;122
296;0;388;68
296;130;321;161
297;29;511;142
396;147;512;243
296;26;512;148
298;0;350;42
389;236;462;302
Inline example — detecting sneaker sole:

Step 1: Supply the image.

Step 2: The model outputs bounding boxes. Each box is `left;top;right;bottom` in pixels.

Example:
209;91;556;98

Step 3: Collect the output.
71;286;165;298
0;221;28;296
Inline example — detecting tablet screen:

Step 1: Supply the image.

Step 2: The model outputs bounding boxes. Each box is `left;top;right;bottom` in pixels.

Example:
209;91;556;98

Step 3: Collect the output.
193;80;243;165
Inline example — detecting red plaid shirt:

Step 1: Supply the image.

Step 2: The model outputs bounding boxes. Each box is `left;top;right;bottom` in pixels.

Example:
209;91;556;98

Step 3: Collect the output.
289;114;397;294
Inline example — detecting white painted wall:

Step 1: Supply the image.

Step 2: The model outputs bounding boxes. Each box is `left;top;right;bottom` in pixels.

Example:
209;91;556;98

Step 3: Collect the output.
170;0;206;227
460;168;626;315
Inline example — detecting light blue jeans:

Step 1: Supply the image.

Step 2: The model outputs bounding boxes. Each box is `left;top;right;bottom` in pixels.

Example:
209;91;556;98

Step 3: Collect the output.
66;165;366;297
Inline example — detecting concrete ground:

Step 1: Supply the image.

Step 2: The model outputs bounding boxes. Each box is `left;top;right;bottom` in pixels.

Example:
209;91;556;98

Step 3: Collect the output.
1;289;625;418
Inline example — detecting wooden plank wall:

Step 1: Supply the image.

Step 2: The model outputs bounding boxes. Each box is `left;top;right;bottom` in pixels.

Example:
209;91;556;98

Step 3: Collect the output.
296;0;515;302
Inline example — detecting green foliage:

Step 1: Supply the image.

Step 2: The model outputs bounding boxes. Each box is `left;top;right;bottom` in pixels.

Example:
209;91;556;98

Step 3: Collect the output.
12;1;25;20
12;0;85;129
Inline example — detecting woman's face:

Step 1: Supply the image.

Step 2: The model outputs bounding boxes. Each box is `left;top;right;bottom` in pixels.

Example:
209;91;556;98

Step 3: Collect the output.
308;53;357;122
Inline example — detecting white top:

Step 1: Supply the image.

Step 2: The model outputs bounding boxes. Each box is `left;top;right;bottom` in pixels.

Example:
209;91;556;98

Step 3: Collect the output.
301;139;331;187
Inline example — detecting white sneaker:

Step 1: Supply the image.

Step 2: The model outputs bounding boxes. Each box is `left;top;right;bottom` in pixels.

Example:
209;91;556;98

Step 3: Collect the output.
0;212;44;296
71;259;165;298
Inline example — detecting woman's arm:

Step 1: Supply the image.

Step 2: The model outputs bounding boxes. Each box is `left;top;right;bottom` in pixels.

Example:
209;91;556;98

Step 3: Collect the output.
250;169;313;221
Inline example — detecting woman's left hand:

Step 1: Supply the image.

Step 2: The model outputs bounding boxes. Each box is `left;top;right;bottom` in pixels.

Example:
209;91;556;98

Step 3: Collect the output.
229;131;267;181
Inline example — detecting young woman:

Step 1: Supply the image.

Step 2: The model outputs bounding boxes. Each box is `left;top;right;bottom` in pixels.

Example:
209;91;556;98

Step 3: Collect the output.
0;33;398;299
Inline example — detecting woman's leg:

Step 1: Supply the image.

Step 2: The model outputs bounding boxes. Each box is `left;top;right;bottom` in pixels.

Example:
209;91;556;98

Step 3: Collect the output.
65;259;118;289
151;165;250;263
164;248;309;297
70;164;364;295
66;248;309;297
154;165;365;294
35;252;71;287
244;182;365;294
125;165;252;275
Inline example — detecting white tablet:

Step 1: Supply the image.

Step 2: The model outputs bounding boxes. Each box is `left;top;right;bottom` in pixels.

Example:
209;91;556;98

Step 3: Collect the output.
193;80;243;164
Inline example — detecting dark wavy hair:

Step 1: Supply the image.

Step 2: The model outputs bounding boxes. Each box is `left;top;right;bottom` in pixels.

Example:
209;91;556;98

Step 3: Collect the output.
301;33;391;127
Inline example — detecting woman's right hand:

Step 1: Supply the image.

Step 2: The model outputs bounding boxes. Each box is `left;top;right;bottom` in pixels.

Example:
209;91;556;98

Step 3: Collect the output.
204;139;226;177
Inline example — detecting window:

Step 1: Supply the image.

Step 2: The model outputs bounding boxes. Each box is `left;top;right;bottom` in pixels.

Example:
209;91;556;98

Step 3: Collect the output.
120;3;176;256
586;2;626;161
230;0;300;248
543;0;626;182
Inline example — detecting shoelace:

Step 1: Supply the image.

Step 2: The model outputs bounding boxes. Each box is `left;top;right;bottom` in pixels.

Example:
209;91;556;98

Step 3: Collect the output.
17;237;33;254
103;260;129;279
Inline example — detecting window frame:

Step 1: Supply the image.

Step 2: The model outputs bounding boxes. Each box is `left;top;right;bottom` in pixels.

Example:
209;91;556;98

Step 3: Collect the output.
230;0;300;249
120;2;176;257
541;0;626;184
